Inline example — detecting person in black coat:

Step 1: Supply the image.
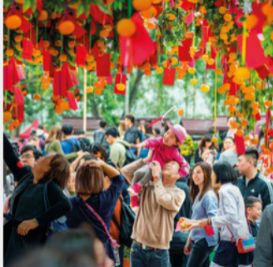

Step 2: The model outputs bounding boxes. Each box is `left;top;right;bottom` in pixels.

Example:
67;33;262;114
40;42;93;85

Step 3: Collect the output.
3;134;72;266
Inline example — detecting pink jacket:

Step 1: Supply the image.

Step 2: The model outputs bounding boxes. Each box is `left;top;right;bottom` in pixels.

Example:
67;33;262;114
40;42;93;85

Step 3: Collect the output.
145;137;190;177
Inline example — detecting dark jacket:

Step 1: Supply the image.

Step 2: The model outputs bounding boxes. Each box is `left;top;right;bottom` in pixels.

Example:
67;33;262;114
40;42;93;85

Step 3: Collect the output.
248;220;259;238
237;172;273;210
170;177;191;250
194;148;203;163
93;129;109;149
254;204;273;267
124;125;140;144
3;134;72;265
66;174;124;262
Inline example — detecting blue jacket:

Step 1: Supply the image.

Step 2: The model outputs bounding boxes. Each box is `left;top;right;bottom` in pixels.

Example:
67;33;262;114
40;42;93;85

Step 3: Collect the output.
61;138;81;154
66;174;124;262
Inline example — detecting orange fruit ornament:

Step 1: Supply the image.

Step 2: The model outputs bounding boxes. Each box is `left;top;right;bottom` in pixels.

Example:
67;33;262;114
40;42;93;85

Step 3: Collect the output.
235;67;250;80
5;15;22;29
190;79;197;85
38;10;48;21
246;14;258;30
8;124;16;131
133;0;152;11
201;84;209;92
212;137;218;143
59;20;75;35
177;109;184;116
117;83;125;91
3;111;12;123
33;94;41;100
264;100;272;107
236;129;244;137
12;119;20;127
156;67;164;74
219;6;227;14
117;19;136;37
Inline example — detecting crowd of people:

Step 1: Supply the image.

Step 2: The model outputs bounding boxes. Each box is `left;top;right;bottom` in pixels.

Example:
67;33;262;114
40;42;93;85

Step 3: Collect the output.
3;114;273;267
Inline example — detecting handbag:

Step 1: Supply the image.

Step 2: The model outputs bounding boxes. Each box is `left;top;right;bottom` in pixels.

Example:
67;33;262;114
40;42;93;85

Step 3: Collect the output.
43;183;68;236
112;197;135;247
226;213;256;254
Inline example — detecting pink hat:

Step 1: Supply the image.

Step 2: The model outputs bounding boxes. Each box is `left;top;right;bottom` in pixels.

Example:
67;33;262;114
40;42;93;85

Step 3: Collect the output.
167;122;187;145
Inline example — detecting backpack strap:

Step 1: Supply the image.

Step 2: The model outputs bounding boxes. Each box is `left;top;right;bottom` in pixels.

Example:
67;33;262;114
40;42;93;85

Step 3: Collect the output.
43;183;50;211
112;197;123;230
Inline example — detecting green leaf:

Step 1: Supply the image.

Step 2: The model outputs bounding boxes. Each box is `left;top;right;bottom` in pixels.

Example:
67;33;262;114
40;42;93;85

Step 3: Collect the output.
76;4;85;18
23;0;32;12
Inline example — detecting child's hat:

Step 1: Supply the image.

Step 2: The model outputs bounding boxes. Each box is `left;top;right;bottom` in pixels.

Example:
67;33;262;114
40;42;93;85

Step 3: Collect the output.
167;122;187;145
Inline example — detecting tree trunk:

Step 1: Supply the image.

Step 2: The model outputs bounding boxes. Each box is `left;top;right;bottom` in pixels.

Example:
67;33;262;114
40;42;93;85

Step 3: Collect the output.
91;98;100;118
129;69;144;112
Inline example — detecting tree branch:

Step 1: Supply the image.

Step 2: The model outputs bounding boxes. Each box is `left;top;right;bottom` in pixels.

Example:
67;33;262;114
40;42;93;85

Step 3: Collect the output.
129;69;144;112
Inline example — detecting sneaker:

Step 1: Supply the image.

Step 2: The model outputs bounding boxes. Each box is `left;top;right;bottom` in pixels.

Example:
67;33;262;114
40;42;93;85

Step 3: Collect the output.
130;195;139;208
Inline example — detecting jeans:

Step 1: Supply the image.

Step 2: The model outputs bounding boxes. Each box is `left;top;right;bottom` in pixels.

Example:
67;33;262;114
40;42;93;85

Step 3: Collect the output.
130;242;171;267
186;238;214;267
169;249;188;267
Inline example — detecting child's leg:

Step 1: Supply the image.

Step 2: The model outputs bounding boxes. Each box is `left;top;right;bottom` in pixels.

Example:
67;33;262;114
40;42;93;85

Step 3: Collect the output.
131;165;148;186
137;165;153;187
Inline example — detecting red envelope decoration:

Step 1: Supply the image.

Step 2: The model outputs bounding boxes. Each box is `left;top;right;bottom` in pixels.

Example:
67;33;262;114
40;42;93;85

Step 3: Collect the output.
114;73;126;95
266;56;273;73
13;105;24;123
106;73;113;85
67;92;78;111
3;64;11;91
204;226;215;236
89;5;114;26
22;39;33;60
96;53;110;77
61;63;73;91
237;31;267;69
13;86;25;106
163;67;176;86
235;135;245;155
71;71;79;85
202;25;208;53
120;36;133;68
75;45;87;66
17;65;25;80
186;12;194;26
9;57;20;87
53;70;66;97
255;65;269;80
77;33;90;51
255;112;261;121
130;13;157;65
229;80;239;96
179;38;192;62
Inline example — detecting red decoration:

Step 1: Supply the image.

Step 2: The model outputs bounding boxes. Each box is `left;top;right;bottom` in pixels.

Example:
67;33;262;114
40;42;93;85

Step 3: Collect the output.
14;86;25;106
67;92;78;111
179;38;192;62
75;45;87;65
22;39;34;60
114;74;126;95
237;31;267;69
163;67;176;86
96;53;110;77
17;161;24;168
235;135;245;155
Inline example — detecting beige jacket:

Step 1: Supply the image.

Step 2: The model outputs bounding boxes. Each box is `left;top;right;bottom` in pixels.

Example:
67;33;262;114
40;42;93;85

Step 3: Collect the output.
121;159;185;249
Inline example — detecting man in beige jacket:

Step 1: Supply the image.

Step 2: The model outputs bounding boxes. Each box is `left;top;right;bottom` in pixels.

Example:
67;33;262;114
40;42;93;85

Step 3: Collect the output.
121;150;185;267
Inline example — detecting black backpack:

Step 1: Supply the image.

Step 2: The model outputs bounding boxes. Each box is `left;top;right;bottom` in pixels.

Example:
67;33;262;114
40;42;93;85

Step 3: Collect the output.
78;138;90;152
65;139;82;153
123;148;137;166
112;197;135;248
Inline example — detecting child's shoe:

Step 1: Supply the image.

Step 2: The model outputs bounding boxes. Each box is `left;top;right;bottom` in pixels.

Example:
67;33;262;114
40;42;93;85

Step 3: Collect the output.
127;183;142;196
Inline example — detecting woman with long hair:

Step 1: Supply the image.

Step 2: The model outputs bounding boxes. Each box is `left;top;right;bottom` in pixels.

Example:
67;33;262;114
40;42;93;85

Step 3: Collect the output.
194;134;218;164
90;142;109;162
3;134;72;265
45;126;82;160
66;159;124;264
186;161;253;267
183;162;219;267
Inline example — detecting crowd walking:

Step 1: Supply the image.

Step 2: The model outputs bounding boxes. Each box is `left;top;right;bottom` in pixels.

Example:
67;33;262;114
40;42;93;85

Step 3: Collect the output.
3;114;273;267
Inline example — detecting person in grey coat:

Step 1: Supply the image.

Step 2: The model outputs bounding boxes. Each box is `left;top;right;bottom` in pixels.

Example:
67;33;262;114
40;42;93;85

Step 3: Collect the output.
253;204;273;267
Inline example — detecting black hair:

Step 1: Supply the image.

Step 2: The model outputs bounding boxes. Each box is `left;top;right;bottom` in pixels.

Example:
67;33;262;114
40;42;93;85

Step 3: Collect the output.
90;143;108;162
238;148;259;167
38;124;44;130
21;145;43;160
77;130;85;135
105;127;120;138
75;154;96;172
245;196;262;209
62;124;74;135
125;114;135;124
99;121;107;128
212;161;238;184
30;129;37;136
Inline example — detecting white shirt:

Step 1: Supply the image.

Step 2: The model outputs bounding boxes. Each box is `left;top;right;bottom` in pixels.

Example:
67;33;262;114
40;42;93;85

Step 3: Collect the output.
212;183;250;241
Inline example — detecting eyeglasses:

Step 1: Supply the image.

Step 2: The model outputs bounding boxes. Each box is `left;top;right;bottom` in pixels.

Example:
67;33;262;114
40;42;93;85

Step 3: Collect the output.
20;154;34;159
